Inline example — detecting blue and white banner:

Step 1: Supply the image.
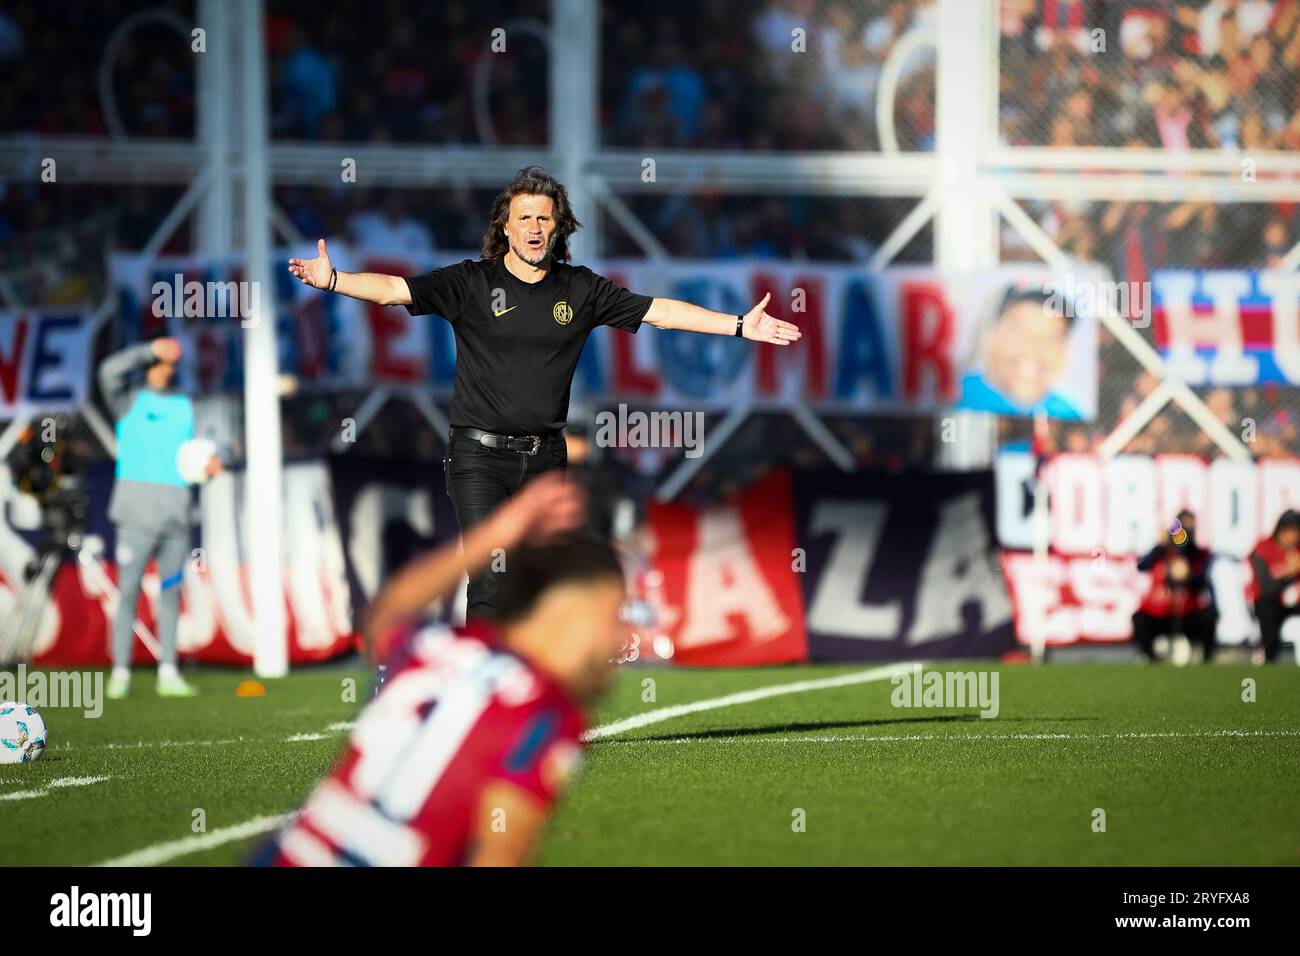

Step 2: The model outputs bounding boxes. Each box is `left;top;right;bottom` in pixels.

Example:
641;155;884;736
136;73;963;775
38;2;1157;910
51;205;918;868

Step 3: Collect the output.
0;311;93;416
1152;269;1300;386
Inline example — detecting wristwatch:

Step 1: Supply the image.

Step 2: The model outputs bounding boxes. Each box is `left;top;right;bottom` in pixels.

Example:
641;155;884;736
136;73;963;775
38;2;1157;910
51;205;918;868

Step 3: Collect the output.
734;314;744;337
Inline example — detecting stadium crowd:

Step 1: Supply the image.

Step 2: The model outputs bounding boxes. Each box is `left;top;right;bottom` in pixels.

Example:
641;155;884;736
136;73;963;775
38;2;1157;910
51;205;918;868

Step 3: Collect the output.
1001;0;1300;151
0;0;936;147
8;0;1298;154
1;0;1298;488
6;0;1296;274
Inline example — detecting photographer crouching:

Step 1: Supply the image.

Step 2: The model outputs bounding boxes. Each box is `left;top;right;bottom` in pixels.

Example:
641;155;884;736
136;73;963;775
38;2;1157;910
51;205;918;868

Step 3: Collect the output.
0;416;90;662
1130;510;1218;663
1248;510;1300;663
98;337;221;699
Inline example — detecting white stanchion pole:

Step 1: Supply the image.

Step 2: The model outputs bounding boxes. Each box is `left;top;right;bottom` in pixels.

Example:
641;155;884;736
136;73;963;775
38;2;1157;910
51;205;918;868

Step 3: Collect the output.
933;0;998;471
196;0;234;256
550;0;599;260
1030;410;1050;664
238;0;287;677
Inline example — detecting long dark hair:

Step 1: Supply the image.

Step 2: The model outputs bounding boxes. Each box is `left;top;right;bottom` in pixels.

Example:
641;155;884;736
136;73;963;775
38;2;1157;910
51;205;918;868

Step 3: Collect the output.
480;166;582;262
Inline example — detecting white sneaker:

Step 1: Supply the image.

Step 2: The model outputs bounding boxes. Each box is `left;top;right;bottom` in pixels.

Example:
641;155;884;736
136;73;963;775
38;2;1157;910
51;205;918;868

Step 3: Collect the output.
156;672;198;697
107;671;130;699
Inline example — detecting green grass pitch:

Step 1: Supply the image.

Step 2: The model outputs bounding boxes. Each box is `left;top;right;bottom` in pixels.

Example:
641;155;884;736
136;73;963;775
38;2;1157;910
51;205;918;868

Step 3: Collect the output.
1;663;1297;866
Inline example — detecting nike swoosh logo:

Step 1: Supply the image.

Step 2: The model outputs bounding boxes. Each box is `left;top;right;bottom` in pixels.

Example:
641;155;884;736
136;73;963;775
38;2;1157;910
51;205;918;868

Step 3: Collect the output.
493;306;518;317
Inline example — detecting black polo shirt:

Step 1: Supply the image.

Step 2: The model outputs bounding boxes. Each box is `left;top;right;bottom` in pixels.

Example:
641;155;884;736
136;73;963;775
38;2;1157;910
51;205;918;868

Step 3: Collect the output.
404;257;652;435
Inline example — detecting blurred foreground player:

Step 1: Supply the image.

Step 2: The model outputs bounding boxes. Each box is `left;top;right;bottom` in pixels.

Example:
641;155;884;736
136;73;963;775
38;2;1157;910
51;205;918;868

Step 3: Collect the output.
1130;510;1217;662
254;472;630;866
1248;510;1300;662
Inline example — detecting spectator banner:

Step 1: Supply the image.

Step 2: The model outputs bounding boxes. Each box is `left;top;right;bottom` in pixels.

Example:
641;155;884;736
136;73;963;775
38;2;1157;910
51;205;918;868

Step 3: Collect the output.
1;460;358;666
791;468;1015;661
109;251;1100;418
6;457;1034;666
110;250;387;394
0;311;93;416
995;451;1300;647
327;454;465;630
643;469;809;666
1153;269;1300;386
996;451;1300;558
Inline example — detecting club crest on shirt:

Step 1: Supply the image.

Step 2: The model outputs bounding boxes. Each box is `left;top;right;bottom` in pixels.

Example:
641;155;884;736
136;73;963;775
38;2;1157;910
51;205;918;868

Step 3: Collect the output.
552;301;573;325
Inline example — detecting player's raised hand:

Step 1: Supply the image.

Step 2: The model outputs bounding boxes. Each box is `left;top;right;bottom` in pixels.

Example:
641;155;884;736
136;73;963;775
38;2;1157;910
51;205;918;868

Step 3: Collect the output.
287;239;334;289
494;471;588;547
150;336;182;363
743;292;801;345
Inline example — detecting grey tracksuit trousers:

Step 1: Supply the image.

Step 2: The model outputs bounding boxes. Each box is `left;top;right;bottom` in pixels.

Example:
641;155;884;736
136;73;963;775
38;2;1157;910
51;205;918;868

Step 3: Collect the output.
112;527;190;668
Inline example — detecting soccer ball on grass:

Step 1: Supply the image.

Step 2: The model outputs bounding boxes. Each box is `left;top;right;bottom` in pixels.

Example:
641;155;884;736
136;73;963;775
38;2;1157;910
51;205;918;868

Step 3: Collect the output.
0;702;47;763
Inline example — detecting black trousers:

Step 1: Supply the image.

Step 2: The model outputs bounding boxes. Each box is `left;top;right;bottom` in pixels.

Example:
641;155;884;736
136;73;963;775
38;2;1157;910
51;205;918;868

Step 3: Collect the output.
1131;607;1218;661
442;427;567;618
1255;601;1300;662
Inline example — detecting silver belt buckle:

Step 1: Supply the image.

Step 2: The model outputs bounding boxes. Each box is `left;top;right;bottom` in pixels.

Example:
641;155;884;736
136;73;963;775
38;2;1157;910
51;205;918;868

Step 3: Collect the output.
524;435;540;456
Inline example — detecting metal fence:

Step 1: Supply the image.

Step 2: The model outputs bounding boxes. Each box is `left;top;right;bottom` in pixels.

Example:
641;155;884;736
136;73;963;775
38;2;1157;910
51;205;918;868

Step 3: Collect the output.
997;0;1300;461
2;0;1298;477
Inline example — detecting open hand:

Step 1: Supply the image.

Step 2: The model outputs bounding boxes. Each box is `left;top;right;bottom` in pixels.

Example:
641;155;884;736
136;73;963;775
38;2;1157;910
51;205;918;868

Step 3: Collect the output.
287;239;334;290
151;337;182;363
743;292;801;345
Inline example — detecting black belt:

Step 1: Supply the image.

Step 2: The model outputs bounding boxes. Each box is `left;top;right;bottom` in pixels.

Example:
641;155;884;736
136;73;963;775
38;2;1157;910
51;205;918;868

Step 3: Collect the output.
452;426;550;456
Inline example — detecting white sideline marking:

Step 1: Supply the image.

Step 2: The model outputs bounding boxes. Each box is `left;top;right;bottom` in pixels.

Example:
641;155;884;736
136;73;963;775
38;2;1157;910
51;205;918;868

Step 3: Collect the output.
48;775;111;786
87;663;1296;867
603;729;1300;745
0;775;111;802
91;667;914;866
583;663;917;741
53;725;355;753
95;813;291;867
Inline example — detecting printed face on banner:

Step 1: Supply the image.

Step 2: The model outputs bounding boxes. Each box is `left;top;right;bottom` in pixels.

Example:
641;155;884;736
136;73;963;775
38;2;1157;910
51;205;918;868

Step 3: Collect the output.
955;267;1101;421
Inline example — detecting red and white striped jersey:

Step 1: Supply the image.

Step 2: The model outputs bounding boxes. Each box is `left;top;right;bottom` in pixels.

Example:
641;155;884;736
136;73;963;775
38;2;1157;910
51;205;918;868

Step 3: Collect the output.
265;617;587;867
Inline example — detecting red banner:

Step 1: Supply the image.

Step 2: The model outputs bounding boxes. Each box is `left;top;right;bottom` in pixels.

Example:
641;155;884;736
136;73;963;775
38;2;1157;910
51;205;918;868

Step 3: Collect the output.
644;470;808;667
1;460;363;667
10;561;356;667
